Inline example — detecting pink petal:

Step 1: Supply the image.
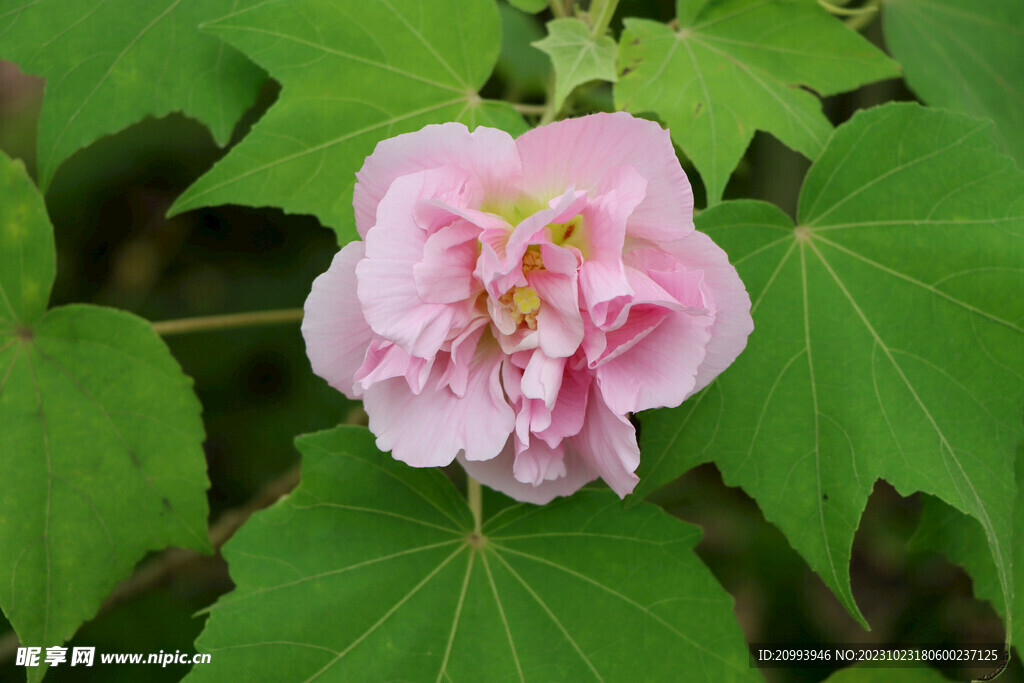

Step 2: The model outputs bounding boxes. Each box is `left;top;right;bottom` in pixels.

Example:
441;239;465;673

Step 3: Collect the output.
570;387;641;498
516;112;693;243
513;440;567;486
662;231;754;396
354;340;432;394
569;389;638;497
437;319;489;398
528;269;584;358
413;219;481;304
354;122;521;237
357;169;474;357
364;339;514;467
521;351;566;408
595;309;713;415
535;360;590;446
301;241;375;399
457;439;598;505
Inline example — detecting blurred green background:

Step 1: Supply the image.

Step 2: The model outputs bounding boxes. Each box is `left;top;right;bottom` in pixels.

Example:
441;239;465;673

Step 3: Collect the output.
0;0;1018;680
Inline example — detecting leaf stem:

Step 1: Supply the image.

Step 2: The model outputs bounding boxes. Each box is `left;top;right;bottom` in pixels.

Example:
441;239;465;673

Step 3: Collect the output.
467;477;482;536
550;0;569;18
151;308;304;336
817;0;877;18
843;0;881;31
512;102;548;115
538;72;561;125
589;0;619;38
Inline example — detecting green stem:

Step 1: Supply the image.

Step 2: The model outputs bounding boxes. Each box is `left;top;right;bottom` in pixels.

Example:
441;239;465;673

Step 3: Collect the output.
512;102;547;115
538;72;561;125
844;0;881;31
817;0;877;17
467;477;482;536
151;308;304;336
589;0;619;38
550;0;569;18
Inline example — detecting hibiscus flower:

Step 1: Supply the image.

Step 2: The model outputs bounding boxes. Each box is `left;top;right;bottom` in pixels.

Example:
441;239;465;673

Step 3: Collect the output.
302;112;753;504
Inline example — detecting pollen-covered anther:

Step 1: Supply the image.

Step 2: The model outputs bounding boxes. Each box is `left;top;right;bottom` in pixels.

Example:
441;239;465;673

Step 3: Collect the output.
501;285;541;329
522;247;544;273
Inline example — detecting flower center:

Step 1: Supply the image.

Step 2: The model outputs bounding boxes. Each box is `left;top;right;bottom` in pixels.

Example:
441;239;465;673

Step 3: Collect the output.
549;215;586;252
512;286;540;315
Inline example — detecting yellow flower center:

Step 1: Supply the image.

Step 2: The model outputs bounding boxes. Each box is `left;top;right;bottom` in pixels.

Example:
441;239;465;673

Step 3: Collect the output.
512;286;540;315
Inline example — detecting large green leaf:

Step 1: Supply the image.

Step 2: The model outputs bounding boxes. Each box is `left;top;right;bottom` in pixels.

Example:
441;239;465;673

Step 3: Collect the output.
170;0;528;245
184;425;757;682
634;103;1024;628
0;151;210;681
533;18;618;111
0;0;265;189
883;0;1024;166
614;0;898;202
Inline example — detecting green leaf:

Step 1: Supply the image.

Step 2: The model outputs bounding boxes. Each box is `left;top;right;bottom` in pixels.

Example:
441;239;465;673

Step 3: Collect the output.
0;0;265;189
508;0;549;13
882;0;1024;166
910;445;1024;649
615;0;898;202
0;151;210;680
169;0;528;245
497;3;551;97
184;425;757;682
635;103;1024;628
533;18;618;111
822;664;951;682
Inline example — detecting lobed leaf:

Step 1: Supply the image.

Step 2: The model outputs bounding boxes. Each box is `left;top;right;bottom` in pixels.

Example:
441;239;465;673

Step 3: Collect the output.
615;0;898;202
0;151;210;682
0;0;265;189
634;103;1024;628
184;425;758;682
533;18;618;112
169;0;528;245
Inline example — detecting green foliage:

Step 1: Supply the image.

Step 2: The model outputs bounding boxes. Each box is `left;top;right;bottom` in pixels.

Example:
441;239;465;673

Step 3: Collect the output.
883;0;1024;166
497;4;551;98
822;664;951;682
508;0;549;13
636;103;1024;627
910;447;1024;649
615;0;898;202
170;0;527;245
0;151;210;681
533;18;618;112
0;0;265;189
185;426;757;682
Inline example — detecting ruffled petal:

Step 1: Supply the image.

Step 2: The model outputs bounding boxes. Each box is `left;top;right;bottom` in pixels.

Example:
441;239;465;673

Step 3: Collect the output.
301;241;375;399
516;112;693;243
457;440;598;505
354;122;521;237
594;308;712;415
570;387;641;498
528;269;584;358
357;168;474;357
413;219;481;304
364;338;514;467
662;230;753;397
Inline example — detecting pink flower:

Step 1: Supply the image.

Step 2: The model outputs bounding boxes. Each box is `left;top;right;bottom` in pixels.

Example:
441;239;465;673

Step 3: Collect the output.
302;113;753;504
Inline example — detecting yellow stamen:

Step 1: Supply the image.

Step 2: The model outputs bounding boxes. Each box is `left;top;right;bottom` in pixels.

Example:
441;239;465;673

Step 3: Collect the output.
512;286;540;315
522;247;544;273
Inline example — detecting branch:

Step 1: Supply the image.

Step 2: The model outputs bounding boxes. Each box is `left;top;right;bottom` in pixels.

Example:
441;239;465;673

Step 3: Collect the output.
151;308;304;336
